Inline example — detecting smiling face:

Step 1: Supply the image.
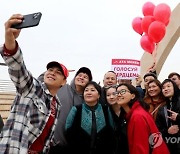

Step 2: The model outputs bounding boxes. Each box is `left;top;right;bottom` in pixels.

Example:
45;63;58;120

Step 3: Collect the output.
116;85;135;107
106;87;117;105
147;81;161;97
144;76;155;89
44;67;66;93
75;72;90;88
103;72;117;87
162;81;174;99
83;84;100;106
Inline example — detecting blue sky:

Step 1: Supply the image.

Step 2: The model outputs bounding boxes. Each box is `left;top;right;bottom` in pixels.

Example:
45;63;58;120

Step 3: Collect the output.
0;0;179;84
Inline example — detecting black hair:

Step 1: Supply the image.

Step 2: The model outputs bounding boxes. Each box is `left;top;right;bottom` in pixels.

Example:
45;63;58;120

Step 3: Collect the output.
117;83;150;111
75;67;92;81
161;79;180;103
83;81;102;96
168;72;180;80
144;79;166;104
104;85;118;92
143;72;157;80
107;70;116;74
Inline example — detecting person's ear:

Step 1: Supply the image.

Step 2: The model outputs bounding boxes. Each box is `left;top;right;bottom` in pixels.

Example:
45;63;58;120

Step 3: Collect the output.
61;79;67;86
98;94;100;100
131;93;135;100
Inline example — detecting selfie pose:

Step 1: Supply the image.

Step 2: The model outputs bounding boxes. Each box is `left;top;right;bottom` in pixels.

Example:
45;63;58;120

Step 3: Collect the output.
116;83;169;154
0;14;68;153
156;79;180;154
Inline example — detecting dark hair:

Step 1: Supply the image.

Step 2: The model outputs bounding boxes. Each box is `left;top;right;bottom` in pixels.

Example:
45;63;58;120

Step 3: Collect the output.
144;79;165;103
143;72;157;80
75;67;92;81
117;83;149;111
84;81;102;96
107;71;116;75
168;72;180;80
148;79;161;88
104;85;117;91
161;79;180;102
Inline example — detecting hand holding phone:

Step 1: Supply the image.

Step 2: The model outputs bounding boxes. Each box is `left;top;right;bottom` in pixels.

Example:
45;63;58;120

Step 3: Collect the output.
11;12;42;29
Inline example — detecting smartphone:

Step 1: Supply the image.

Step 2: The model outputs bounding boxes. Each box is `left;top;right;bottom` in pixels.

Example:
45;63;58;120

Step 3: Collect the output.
11;12;42;29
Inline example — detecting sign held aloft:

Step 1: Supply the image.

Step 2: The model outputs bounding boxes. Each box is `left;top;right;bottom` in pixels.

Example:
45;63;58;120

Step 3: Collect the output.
111;59;140;79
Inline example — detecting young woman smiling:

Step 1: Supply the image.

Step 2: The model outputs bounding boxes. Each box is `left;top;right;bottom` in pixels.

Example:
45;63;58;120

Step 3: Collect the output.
116;83;169;154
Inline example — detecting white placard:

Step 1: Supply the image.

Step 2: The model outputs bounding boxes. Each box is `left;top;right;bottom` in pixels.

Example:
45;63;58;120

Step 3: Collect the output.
111;59;140;79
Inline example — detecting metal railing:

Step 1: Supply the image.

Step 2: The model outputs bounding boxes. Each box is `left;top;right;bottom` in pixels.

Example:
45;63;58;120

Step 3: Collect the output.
0;63;16;93
0;80;16;93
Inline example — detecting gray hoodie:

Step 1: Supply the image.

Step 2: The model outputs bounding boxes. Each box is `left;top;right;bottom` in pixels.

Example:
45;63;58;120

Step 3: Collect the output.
52;78;84;145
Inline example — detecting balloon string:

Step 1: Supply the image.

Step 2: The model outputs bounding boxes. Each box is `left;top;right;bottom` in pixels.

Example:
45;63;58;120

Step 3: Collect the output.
147;43;157;72
152;43;158;64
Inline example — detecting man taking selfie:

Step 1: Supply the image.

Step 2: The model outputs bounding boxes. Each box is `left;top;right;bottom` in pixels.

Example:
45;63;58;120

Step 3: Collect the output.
0;14;68;154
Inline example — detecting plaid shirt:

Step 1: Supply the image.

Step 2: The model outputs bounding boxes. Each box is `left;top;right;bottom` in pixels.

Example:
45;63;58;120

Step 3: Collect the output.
0;46;61;154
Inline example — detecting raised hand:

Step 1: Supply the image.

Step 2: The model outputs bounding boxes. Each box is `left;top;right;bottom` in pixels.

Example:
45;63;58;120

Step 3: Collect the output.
168;125;179;134
167;109;178;121
4;14;23;50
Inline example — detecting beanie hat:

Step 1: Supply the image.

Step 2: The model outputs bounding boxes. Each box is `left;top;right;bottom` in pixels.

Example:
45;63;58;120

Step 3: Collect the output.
75;67;92;81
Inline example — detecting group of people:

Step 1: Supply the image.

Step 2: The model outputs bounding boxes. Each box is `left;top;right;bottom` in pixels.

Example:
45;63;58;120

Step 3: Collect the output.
0;14;179;154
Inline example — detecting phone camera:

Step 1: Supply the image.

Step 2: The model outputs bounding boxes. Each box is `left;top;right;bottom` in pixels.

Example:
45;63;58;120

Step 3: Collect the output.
33;13;39;19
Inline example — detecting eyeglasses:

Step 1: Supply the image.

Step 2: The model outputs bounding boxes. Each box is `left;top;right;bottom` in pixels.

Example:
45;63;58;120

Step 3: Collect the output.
116;89;131;95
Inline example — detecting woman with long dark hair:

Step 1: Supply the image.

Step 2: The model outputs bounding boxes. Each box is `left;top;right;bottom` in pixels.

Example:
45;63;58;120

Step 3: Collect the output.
156;79;180;154
144;79;166;120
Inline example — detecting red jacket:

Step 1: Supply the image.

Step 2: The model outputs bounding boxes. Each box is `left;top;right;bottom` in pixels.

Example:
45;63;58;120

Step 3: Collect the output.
126;101;170;154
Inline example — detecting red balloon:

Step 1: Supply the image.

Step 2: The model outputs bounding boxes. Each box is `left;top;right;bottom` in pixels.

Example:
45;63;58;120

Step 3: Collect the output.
148;21;166;43
132;17;143;35
140;34;155;54
142;2;155;16
165;19;170;26
141;16;155;34
153;3;171;24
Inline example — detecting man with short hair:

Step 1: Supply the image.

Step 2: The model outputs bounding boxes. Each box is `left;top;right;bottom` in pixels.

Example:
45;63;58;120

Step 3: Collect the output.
143;72;157;90
133;72;157;99
0;14;68;153
103;71;117;87
168;72;180;89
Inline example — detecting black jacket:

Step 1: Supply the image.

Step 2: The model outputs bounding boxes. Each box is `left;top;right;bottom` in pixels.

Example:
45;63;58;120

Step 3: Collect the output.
110;108;129;154
0;115;4;132
156;97;180;154
65;104;116;154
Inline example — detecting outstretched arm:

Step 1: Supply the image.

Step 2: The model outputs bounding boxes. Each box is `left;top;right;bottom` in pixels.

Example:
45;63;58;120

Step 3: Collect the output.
4;14;23;52
1;14;35;96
